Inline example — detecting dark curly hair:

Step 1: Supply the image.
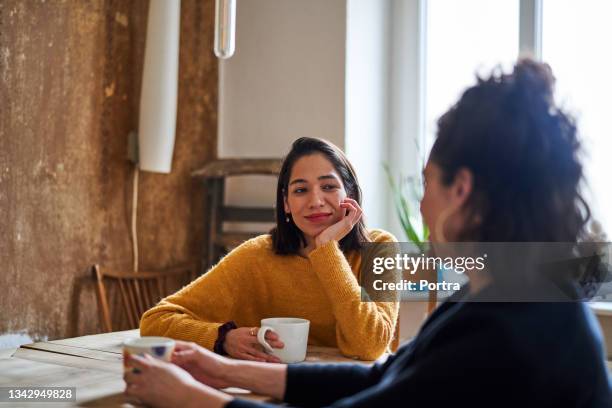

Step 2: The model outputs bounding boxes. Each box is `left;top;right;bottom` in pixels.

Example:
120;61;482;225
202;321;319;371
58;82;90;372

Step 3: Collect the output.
270;137;370;254
430;58;590;242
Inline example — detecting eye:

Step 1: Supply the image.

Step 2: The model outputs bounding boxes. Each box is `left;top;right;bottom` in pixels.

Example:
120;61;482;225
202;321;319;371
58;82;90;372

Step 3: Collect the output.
293;187;307;194
322;184;339;191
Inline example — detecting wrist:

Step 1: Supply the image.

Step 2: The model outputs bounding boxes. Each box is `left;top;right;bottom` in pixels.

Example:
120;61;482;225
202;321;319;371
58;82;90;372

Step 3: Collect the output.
314;237;335;250
185;382;233;408
219;358;239;387
315;235;330;248
214;321;237;355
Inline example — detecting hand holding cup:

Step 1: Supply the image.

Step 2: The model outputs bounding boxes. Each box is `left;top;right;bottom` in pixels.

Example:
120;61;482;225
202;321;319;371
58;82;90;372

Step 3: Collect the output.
224;327;284;363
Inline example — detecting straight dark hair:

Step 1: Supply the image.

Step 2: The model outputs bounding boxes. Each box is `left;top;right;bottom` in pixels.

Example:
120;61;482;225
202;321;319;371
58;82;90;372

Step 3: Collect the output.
270;137;370;254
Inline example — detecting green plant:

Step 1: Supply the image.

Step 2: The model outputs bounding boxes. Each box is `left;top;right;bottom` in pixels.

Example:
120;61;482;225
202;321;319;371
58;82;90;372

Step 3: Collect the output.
383;163;429;251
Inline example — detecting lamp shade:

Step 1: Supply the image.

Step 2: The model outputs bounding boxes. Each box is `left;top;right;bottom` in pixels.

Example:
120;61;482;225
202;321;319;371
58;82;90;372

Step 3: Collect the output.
214;0;236;59
138;0;181;173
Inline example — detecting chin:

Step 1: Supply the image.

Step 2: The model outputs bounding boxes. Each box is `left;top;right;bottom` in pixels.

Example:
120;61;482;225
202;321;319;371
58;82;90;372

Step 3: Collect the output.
308;226;327;237
302;225;327;239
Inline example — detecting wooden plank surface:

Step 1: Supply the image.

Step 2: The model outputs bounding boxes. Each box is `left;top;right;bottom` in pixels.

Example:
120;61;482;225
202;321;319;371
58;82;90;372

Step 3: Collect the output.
49;330;138;354
305;346;375;364
2;330;376;407
0;348;17;359
12;348;122;373
0;355;131;407
2;330;141;407
2;351;270;406
21;343;123;362
37;330;374;365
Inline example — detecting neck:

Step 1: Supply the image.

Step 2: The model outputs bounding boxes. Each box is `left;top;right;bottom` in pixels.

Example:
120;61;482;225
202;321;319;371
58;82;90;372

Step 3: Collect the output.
298;235;316;257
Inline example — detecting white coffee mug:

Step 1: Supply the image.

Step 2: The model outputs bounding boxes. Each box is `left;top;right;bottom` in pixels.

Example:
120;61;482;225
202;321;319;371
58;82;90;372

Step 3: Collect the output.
122;336;175;371
257;317;310;363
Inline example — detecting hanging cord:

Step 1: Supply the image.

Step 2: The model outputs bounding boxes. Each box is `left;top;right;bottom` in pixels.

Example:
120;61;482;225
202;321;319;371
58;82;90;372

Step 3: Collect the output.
131;165;139;272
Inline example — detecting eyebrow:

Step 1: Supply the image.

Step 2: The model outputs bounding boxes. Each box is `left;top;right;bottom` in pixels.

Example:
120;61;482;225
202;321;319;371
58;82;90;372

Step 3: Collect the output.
288;174;340;186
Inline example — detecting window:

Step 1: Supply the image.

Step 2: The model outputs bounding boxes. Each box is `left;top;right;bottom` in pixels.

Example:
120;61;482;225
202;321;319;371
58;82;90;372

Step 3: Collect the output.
542;0;612;236
388;0;611;240
425;0;519;152
421;0;611;234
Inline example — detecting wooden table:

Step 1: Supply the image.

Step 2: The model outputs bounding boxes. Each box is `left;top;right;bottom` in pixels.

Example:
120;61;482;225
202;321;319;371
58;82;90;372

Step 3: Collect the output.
0;330;374;407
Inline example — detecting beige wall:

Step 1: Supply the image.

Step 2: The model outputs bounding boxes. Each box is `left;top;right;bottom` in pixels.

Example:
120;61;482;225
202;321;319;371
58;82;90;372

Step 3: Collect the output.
0;0;218;341
218;0;347;213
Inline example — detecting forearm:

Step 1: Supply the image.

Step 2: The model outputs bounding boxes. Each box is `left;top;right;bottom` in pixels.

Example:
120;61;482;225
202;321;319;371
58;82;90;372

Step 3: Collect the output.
141;244;250;349
223;360;288;400
140;307;223;350
185;383;234;408
333;302;398;360
309;241;398;359
219;359;385;407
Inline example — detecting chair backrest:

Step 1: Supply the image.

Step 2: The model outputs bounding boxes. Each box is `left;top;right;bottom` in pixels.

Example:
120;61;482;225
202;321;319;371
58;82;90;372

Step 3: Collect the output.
192;158;283;270
92;264;194;332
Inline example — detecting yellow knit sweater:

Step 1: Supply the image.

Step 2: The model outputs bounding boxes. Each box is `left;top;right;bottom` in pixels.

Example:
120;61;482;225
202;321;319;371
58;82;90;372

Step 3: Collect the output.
140;229;399;360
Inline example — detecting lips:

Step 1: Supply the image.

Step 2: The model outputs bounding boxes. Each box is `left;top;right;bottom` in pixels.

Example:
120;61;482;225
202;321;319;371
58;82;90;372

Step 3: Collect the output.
305;212;332;223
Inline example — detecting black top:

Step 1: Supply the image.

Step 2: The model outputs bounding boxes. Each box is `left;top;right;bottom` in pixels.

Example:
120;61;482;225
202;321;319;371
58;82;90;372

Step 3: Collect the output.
228;286;611;407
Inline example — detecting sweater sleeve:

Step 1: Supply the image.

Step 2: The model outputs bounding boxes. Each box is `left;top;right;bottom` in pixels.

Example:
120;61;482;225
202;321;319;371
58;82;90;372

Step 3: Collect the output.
308;231;400;360
140;239;259;350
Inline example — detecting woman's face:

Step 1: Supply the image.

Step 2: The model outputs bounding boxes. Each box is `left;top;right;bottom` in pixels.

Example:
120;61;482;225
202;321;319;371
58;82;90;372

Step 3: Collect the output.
420;160;473;243
284;153;348;243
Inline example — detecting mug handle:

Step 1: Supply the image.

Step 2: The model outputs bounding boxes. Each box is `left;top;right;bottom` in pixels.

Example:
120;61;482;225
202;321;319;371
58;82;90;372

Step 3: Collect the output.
256;326;276;353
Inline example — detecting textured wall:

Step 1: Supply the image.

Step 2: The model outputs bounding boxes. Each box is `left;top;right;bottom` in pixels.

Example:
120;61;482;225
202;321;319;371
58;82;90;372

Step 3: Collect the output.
0;0;217;340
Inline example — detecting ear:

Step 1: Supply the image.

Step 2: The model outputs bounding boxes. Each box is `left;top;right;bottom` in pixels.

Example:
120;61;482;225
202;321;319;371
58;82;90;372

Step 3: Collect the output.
450;167;473;208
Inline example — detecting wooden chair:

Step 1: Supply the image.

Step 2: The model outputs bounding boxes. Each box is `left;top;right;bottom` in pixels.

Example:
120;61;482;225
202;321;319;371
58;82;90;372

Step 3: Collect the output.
92;264;195;332
192;158;283;271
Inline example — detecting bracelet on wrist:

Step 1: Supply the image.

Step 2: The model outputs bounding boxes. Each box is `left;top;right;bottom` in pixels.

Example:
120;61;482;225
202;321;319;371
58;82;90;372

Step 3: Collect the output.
213;321;237;355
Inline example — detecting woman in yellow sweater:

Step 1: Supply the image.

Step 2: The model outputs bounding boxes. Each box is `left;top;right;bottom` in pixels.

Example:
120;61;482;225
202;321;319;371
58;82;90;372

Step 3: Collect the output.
140;137;398;362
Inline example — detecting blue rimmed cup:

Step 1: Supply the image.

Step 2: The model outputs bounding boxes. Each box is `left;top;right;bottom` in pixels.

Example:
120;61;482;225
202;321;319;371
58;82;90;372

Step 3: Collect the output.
123;336;175;372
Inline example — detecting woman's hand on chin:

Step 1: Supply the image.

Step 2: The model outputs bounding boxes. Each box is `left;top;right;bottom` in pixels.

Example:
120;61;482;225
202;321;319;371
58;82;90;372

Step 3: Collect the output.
314;198;363;248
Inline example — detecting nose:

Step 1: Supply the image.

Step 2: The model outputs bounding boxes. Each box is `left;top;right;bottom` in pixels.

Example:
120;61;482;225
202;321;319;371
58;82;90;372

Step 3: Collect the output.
308;188;325;208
